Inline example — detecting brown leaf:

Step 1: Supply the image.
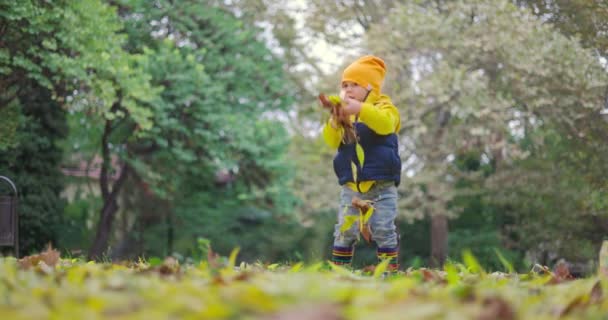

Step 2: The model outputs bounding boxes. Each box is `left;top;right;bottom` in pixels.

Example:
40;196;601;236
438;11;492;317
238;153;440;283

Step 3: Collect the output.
234;271;252;282
207;245;221;269
158;256;180;275
318;93;334;110
361;224;372;243
18;244;60;270
477;296;515;320
420;268;441;283
589;280;603;304
319;93;357;144
557;296;585;317
266;303;343;320
352;197;373;243
546;261;574;285
555;281;604;317
554;261;573;281
362;265;376;274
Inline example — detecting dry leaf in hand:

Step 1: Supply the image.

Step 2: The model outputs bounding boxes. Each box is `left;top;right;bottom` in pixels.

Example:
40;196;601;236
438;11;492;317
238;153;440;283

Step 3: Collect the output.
319;93;357;144
351;197;373;243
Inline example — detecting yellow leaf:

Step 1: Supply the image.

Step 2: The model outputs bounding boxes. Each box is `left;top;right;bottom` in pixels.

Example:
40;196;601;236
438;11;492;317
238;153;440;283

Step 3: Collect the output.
228;247;240;268
444;262;460;285
289;262;304;272
359;209;364;233
351;161;358;183
355;143;365;167
462;249;485;275
373;258;392;278
305;262;325;272
328;261;353;276
494;248;515;273
340;215;358;233
328;95;341;105
362;206;374;224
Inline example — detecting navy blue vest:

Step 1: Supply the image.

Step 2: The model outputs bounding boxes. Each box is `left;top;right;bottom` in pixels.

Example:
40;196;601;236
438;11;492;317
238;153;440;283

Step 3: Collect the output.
333;122;401;186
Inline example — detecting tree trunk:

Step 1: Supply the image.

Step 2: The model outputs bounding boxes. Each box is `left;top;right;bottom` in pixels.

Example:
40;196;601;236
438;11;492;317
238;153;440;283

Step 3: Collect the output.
88;114;129;260
430;214;448;268
88;196;118;260
88;163;129;260
166;210;173;256
429;105;451;268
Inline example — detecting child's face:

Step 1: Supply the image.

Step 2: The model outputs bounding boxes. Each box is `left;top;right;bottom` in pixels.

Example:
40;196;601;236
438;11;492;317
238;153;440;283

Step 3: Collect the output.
340;81;369;102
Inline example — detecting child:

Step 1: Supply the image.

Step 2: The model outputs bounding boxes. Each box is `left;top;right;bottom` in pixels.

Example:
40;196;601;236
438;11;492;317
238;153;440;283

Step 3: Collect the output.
321;55;401;270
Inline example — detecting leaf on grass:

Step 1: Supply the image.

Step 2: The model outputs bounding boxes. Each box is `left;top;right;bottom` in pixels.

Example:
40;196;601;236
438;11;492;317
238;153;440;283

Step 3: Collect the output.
328;261;353;276
18;244;60;270
444;262;460;285
228;247;240;269
462;250;485;275
361;265;376;274
158;256;180;275
558;280;605;317
478;295;515;320
267;303;342;320
289;262;304;273
305;262;325;272
589;280;603;304
554;261;572;281
546;261;573;285
557;295;585;317
493;248;514;274
420;268;441;282
373;258;391;279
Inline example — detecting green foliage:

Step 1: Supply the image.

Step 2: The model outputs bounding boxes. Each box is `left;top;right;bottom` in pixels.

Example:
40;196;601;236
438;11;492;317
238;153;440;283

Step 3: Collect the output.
0;100;20;150
367;0;607;222
0;82;67;255
1;0;157;126
63;0;300;260
515;0;608;57
486;124;608;268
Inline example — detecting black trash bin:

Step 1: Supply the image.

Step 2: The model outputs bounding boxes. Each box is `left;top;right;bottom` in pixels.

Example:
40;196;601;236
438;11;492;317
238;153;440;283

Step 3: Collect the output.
0;176;18;257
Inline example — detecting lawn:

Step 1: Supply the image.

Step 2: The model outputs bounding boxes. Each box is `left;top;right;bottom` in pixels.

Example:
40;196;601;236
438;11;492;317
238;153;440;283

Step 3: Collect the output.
0;248;606;319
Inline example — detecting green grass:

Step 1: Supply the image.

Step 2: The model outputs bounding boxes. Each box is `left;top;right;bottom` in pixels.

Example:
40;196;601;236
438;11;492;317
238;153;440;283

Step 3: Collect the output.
0;249;606;319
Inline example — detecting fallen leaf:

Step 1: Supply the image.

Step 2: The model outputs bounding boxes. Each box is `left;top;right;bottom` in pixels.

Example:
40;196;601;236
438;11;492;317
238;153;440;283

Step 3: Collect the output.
477;295;515;320
265;303;343;320
18;244;60;270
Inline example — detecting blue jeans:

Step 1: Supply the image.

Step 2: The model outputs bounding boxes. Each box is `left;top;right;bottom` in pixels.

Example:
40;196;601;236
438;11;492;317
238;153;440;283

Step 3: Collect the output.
333;181;399;249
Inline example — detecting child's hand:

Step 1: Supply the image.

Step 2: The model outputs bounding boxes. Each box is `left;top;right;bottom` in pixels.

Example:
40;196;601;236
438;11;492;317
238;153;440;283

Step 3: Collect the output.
341;97;362;116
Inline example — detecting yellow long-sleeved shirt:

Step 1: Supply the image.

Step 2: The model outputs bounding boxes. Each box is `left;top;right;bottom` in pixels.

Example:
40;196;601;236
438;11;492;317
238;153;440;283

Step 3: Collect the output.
322;92;401;193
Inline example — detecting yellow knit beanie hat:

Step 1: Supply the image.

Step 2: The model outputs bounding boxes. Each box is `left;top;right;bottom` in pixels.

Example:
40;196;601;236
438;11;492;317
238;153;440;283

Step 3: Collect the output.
341;55;386;95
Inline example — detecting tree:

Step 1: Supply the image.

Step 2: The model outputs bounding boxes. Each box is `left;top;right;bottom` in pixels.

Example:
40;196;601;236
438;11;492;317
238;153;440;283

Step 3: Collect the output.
73;0;299;259
515;0;608;58
1;1;160;257
365;0;607;266
0;81;67;255
220;0;608;267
